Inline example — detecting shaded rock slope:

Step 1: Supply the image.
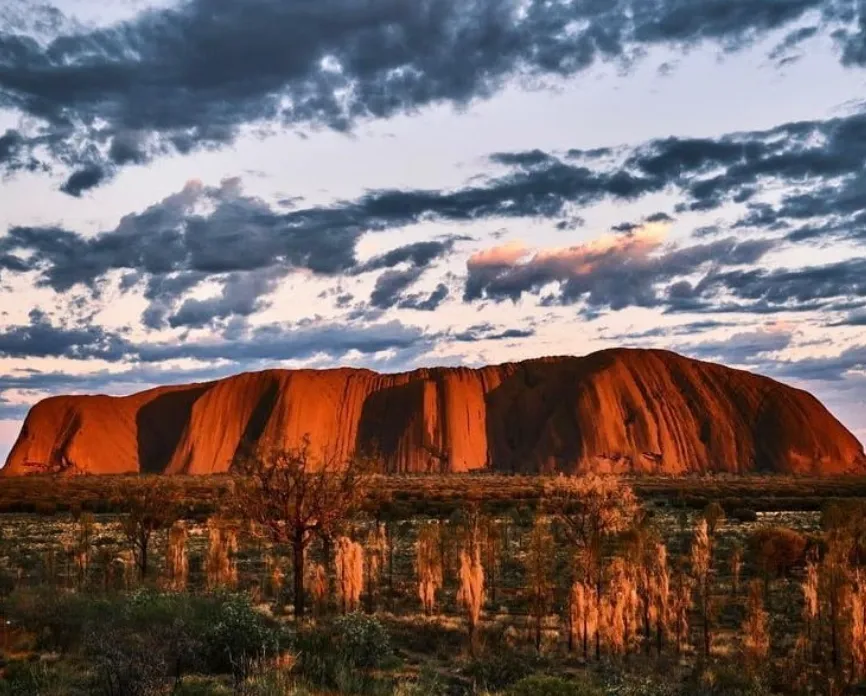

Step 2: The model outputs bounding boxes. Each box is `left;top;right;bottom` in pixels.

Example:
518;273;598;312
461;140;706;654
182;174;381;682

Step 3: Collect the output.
3;349;864;476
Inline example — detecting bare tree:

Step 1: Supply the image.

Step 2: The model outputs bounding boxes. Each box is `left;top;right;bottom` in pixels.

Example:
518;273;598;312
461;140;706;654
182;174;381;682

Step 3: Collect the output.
114;476;180;580
335;535;364;614
456;507;485;656
742;579;770;670
525;515;555;653
691;518;713;658
227;436;372;618
545;474;639;659
417;523;444;616
164;520;188;592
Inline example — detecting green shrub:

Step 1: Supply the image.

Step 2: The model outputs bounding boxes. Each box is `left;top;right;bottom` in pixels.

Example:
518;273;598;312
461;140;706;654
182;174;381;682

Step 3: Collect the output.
462;649;540;691
0;659;88;696
2;588;112;652
172;678;233;696
603;672;679;696
84;624;169;696
507;675;603;696
200;594;284;684
332;613;392;669
295;614;393;691
685;665;771;696
391;664;449;696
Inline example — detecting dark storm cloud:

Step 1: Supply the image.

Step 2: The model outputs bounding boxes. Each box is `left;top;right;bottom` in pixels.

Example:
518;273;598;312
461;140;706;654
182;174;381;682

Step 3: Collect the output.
489;150;555;168
0;178;370;326
0;128;44;173
0;0;860;191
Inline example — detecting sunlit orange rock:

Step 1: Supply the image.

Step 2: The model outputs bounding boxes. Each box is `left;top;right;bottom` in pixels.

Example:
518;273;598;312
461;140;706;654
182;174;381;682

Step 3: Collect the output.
3;349;864;476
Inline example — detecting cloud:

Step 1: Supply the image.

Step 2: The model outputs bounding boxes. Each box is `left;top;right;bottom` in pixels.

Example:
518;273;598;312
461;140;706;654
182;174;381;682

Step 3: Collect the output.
396;283;450;311
4;104;866;326
764;344;866;382
676;325;795;366
669;257;866;313
827;308;866;326
452;323;535;342
464;220;778;314
359;238;458;311
0;0;860;191
369;267;425;309
0;308;130;360
135;318;435;363
167;269;284;329
60;164;106;197
598;320;740;342
0;308;436;365
356;239;459;274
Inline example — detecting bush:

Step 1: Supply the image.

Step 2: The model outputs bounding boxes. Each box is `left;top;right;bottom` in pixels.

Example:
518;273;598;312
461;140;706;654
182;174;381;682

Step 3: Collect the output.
462;649;541;691
2;588;113;652
748;526;807;578
392;664;449;696
507;674;603;696
731;508;758;523
295;614;393;690
331;613;392;669
604;673;679;696
172;678;233;696
200;594;285;684
0;659;88;696
84;625;169;696
685;665;771;696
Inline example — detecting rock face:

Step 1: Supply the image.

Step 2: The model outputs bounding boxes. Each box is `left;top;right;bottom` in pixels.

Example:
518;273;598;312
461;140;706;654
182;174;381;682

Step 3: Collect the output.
3;349;864;476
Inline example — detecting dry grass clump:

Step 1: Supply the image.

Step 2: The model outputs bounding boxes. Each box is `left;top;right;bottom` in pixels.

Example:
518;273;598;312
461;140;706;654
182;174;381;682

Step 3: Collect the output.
206;517;238;590
417;523;443;616
335;535;364;613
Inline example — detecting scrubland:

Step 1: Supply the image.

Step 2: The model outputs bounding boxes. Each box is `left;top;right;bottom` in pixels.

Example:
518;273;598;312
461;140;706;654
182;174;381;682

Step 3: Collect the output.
0;469;864;695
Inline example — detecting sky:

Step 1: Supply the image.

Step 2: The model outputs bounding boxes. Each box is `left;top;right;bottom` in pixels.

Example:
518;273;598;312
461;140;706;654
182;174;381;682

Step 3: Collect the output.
1;0;866;464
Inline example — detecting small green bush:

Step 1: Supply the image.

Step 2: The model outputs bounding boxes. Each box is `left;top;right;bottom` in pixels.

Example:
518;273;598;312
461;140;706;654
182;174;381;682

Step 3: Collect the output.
200;594;285;684
685;665;771;696
0;659;88;696
462;649;540;691
295;614;393;691
2;588;113;652
332;613;393;669
507;674;603;696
